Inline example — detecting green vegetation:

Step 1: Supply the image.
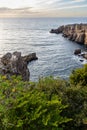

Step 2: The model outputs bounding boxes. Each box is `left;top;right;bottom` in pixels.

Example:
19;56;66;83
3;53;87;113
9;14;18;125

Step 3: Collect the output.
70;64;87;86
0;64;87;130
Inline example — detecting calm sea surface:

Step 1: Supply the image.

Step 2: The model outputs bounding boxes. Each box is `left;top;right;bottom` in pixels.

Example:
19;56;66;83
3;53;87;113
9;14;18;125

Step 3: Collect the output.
0;17;87;81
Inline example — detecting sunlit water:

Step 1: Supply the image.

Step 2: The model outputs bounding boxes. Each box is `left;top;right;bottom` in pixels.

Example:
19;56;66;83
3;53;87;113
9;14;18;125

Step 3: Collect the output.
0;17;87;81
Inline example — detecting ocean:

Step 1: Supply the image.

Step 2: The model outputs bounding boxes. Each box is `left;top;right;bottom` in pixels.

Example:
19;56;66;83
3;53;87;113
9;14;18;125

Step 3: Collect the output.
0;17;87;81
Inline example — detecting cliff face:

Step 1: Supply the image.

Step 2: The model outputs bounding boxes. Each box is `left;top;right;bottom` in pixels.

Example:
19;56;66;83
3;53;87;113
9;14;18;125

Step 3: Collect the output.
50;24;87;46
85;32;87;45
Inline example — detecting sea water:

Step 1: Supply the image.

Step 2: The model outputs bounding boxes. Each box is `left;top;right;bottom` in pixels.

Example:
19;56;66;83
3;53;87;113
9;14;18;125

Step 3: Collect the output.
0;17;87;81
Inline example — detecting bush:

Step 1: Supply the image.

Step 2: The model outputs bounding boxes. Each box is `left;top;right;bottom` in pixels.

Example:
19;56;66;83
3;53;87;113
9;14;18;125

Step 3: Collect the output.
0;64;87;130
62;85;87;129
37;76;67;99
0;75;70;130
70;64;87;86
62;64;87;129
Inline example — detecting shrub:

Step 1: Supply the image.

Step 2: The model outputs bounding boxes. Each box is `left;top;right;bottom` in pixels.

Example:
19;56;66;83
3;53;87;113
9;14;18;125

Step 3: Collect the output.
70;64;87;86
0;75;70;130
62;84;87;130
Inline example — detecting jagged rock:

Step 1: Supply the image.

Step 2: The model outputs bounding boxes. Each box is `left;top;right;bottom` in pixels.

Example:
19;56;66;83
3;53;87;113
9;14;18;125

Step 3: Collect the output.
82;54;87;59
71;33;77;41
1;52;12;65
0;52;38;81
85;32;87;46
75;32;85;44
50;29;59;34
0;52;30;81
74;49;81;55
22;53;38;63
50;25;64;34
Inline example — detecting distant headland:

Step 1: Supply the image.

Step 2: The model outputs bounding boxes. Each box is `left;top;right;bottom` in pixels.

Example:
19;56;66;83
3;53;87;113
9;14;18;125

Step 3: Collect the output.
50;23;87;47
50;23;87;60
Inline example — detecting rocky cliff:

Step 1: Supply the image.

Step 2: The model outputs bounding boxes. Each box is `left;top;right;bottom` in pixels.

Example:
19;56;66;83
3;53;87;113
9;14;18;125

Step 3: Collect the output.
50;24;87;46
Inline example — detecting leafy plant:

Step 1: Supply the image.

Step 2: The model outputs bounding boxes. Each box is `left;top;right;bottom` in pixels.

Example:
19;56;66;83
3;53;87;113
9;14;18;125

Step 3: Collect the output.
0;75;70;130
70;64;87;86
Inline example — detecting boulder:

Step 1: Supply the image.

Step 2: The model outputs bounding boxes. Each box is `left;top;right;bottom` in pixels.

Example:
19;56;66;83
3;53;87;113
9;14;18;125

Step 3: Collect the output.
50;29;59;34
0;52;30;81
74;49;81;55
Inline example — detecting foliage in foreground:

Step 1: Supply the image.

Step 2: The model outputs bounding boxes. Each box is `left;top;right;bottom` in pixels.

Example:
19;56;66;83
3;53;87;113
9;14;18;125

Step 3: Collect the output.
0;64;87;130
70;64;87;86
0;76;70;130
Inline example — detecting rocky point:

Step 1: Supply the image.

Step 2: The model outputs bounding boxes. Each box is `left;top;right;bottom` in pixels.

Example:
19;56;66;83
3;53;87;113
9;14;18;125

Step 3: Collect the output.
0;52;38;81
50;23;87;47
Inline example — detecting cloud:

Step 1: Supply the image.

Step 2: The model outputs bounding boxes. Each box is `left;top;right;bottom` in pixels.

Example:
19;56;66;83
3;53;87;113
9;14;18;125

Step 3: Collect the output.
43;0;86;11
41;0;62;5
0;0;87;17
0;7;32;12
0;7;11;11
57;4;87;10
52;0;86;7
0;7;39;17
74;0;85;2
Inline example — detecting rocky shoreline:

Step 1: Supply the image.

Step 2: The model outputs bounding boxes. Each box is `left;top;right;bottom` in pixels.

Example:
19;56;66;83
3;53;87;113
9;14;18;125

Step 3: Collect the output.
50;23;87;60
0;52;38;81
74;49;87;62
50;24;87;46
50;23;87;46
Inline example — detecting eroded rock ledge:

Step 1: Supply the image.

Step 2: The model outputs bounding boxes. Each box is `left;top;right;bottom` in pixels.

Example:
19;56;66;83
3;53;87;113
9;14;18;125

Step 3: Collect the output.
50;23;87;46
0;52;38;81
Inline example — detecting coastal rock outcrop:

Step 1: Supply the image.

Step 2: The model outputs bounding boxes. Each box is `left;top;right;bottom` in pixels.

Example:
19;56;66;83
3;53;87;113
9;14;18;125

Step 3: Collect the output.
73;49;87;61
50;26;64;34
82;53;87;59
50;24;87;46
74;49;81;55
0;52;38;81
22;53;38;63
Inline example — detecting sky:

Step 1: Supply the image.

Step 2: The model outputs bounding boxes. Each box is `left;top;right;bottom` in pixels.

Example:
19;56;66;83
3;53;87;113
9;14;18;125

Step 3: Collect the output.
0;0;87;17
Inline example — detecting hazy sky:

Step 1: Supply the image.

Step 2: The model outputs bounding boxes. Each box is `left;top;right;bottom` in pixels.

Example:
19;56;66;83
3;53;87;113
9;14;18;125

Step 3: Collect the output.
0;0;87;17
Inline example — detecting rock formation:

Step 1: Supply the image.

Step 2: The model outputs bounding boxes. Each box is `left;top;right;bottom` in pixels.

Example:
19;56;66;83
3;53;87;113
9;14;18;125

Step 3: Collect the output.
22;53;38;64
74;49;81;55
74;49;87;60
0;52;38;81
82;53;87;59
50;24;87;47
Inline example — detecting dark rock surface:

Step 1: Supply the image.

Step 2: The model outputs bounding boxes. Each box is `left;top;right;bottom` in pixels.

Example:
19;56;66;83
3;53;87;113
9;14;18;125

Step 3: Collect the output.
0;52;38;81
74;49;81;55
82;53;87;59
22;53;38;64
50;26;64;34
73;49;87;61
50;24;87;46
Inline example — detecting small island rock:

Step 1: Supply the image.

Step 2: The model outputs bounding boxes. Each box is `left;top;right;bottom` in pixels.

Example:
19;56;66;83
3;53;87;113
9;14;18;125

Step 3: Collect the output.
74;49;81;55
